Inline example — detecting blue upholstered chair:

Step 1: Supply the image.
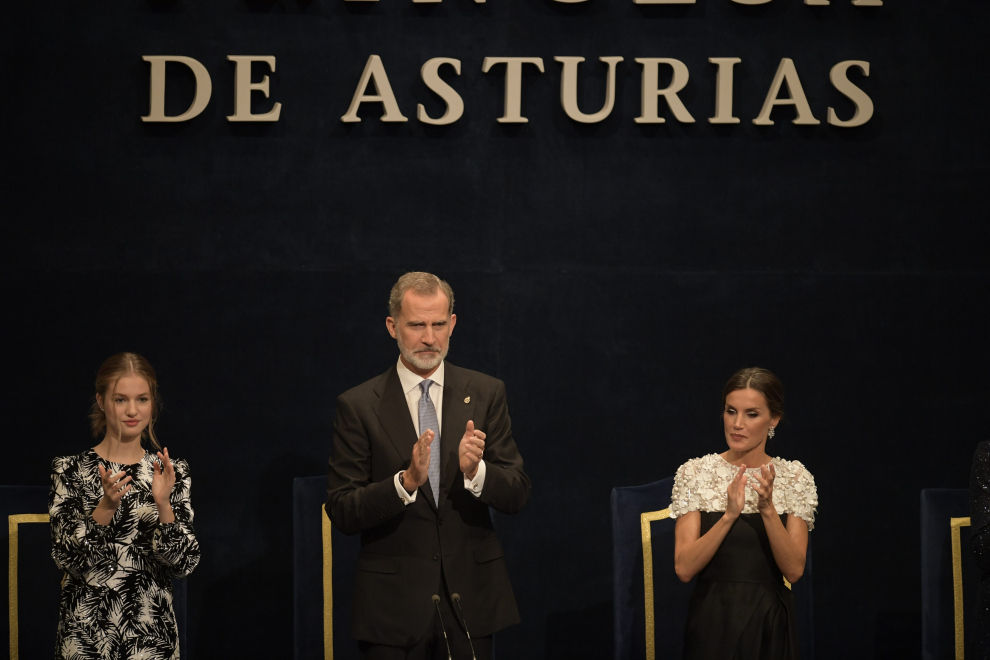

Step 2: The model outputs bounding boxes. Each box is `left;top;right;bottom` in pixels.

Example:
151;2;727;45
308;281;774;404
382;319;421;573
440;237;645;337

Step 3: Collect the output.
611;477;814;660
920;488;980;660
293;475;362;660
3;485;190;660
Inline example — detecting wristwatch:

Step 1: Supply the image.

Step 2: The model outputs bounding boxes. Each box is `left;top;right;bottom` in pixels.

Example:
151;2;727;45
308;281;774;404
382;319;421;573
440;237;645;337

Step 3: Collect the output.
399;470;413;494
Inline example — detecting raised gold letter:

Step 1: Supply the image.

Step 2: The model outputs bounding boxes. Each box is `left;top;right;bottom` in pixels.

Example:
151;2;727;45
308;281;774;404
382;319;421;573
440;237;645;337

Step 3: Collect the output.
753;58;820;126
634;58;695;124
227;56;281;122
418;58;464;125
709;57;741;125
141;56;212;123
481;57;545;124
554;57;624;124
828;60;873;127
341;55;408;123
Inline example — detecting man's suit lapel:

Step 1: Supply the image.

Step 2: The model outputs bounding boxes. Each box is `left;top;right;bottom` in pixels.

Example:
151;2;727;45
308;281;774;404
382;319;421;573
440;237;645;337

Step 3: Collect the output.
374;366;437;510
440;363;475;508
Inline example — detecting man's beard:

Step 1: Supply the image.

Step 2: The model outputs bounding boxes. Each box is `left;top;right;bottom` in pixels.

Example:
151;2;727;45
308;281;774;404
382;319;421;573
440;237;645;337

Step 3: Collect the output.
397;335;449;371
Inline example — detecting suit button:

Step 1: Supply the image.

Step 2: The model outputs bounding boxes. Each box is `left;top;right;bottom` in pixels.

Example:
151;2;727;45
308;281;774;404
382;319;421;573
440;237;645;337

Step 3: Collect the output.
433;553;440;561
438;518;443;526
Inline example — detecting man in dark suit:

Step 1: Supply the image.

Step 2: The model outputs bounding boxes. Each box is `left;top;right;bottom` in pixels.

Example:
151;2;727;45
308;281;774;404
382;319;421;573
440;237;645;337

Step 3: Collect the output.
326;272;531;660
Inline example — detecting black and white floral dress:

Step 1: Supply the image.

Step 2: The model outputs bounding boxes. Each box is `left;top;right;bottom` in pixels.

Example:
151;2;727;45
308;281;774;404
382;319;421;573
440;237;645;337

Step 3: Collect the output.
48;449;201;660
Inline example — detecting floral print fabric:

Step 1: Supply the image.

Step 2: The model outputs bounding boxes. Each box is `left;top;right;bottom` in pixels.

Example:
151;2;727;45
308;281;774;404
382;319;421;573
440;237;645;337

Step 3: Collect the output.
48;449;200;659
669;454;818;530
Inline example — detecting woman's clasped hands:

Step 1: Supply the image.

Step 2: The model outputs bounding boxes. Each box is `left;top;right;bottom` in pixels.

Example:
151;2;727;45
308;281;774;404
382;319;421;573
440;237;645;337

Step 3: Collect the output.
724;462;777;521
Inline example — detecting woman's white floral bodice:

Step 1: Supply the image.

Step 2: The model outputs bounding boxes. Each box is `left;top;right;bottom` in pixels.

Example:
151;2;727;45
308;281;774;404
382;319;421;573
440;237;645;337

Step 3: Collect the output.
669;454;818;530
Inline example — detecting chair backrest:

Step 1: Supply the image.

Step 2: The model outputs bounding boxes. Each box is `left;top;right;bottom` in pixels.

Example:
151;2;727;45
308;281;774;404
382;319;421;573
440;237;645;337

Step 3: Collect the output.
4;485;51;660
293;476;362;660
920;488;978;660
3;485;190;660
611;477;814;660
612;477;686;660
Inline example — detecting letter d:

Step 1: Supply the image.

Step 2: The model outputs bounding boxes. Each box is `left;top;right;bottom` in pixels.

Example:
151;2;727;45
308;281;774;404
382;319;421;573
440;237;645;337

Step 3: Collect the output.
142;56;213;123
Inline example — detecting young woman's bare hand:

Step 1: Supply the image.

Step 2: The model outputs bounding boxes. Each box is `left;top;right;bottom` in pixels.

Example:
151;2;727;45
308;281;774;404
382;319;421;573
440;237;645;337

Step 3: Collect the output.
98;464;132;509
93;464;132;524
152;447;175;505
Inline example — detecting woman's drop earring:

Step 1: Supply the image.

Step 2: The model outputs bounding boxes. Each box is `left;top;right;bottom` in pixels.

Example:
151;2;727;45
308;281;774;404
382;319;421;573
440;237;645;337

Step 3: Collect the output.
768;426;776;439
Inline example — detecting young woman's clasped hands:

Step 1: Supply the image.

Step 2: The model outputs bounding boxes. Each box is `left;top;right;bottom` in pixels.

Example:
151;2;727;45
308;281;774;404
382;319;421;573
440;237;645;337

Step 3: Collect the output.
92;446;176;526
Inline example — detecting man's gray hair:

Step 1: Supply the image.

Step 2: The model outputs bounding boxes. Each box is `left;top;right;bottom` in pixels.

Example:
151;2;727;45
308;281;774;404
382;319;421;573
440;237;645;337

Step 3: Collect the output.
388;272;455;318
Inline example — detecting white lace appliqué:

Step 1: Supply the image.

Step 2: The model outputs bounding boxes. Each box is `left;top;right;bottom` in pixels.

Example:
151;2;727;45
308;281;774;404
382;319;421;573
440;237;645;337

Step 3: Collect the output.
669;454;818;530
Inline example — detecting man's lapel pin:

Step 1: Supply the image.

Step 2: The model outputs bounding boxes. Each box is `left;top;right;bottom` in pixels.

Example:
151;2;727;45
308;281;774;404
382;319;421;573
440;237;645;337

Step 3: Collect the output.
464;396;471;404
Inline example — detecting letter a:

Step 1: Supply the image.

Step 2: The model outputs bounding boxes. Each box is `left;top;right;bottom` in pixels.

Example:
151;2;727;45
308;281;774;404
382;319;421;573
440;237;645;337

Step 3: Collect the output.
753;58;820;126
341;55;408;123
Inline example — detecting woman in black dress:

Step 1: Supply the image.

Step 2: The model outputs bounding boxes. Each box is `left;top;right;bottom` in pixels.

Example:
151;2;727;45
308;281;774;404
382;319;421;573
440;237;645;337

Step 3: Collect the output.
48;353;200;659
670;368;817;660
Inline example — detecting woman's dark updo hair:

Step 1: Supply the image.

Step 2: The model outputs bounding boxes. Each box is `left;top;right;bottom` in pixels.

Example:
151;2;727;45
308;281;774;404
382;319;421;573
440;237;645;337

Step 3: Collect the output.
722;367;785;421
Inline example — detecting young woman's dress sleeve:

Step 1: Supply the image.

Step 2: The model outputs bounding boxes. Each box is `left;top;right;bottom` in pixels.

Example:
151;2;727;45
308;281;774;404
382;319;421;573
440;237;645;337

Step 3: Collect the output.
151;458;201;578
48;456;115;577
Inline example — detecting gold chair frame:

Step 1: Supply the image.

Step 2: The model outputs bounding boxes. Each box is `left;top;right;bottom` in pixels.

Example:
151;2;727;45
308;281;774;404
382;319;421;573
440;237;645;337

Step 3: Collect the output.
8;513;51;660
322;506;334;660
950;516;971;660
640;508;670;660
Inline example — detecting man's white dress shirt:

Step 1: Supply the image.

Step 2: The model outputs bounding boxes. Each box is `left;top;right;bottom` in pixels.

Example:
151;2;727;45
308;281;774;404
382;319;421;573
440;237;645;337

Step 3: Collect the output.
393;358;486;504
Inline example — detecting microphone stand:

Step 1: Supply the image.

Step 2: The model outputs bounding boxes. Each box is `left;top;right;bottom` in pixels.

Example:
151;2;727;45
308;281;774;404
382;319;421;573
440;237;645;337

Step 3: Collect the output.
451;593;477;660
432;595;453;660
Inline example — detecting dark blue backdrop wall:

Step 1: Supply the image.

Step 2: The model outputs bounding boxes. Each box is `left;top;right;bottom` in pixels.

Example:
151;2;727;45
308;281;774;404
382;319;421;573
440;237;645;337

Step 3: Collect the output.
2;0;988;658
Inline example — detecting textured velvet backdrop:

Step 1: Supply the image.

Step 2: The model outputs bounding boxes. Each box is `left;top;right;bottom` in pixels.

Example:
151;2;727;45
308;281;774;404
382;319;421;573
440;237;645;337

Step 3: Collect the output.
2;0;988;658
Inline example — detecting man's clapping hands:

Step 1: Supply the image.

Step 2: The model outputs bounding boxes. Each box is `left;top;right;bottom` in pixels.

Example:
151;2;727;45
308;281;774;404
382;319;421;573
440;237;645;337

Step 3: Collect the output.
403;420;487;494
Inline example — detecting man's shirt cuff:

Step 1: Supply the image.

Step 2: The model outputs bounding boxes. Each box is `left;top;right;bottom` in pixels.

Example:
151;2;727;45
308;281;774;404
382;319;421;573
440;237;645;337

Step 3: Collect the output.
464;460;486;497
394;472;417;505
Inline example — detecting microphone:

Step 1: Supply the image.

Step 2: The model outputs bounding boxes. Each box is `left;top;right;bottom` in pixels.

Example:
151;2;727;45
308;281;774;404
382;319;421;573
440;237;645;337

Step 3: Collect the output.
432;595;453;660
451;593;477;660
